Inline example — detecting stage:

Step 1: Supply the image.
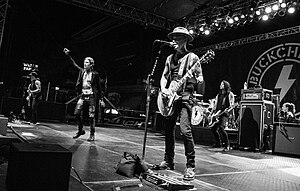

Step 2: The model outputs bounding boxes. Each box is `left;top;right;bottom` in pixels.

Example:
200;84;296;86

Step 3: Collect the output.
1;121;300;191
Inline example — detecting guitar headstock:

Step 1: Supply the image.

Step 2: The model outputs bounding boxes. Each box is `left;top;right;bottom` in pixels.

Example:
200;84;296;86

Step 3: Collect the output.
200;49;215;64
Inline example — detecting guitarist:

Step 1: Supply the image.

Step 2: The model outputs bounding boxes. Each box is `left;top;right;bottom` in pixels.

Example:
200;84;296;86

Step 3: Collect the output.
27;71;42;125
153;27;204;181
210;80;235;151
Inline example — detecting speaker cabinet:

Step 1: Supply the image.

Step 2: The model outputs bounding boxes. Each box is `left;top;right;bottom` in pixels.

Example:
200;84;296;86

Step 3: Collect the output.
6;143;72;191
273;122;300;156
239;101;274;150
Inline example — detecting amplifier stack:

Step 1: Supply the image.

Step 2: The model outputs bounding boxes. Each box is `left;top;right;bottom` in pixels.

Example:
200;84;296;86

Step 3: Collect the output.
239;88;275;150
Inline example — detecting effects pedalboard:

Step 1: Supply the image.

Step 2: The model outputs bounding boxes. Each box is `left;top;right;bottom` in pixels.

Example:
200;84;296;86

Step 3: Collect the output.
141;172;194;190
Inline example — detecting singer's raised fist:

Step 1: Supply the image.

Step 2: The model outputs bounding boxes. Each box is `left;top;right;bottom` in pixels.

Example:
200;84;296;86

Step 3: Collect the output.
63;48;70;55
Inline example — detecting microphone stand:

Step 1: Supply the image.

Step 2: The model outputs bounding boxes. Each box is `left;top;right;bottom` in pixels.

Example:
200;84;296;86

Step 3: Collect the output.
142;44;163;160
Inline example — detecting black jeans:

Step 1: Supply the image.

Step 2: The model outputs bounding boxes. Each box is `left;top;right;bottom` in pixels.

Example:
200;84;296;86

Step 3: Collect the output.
164;101;195;168
74;94;96;135
31;98;39;124
211;116;230;147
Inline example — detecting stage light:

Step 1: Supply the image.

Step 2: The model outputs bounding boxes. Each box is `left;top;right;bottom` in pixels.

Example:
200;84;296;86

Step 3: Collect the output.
227;17;234;24
281;2;287;8
287;6;296;13
255;9;261;15
278;0;283;3
189;29;195;35
272;4;279;11
262;14;269;21
199;25;204;32
234;16;239;21
204;29;210;35
265;6;272;13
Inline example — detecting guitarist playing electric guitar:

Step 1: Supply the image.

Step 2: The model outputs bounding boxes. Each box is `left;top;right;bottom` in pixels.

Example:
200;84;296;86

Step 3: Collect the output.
153;27;206;181
209;80;235;152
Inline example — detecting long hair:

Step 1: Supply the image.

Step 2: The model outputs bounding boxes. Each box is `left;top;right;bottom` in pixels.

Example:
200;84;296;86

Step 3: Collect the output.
283;102;296;114
221;80;231;94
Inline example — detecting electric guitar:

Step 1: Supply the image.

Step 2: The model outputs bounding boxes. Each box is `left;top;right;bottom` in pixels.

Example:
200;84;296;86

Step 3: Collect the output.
207;103;238;128
157;50;215;117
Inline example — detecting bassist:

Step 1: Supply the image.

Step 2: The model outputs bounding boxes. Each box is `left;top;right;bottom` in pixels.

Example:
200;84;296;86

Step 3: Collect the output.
153;27;204;181
27;72;42;125
210;80;235;151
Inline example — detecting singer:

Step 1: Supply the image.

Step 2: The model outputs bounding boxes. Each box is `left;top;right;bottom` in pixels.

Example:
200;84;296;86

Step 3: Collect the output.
63;48;105;141
153;27;204;181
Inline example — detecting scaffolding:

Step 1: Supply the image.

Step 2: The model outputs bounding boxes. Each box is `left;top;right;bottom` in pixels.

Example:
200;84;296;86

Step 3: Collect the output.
0;0;8;51
57;0;178;31
194;25;300;53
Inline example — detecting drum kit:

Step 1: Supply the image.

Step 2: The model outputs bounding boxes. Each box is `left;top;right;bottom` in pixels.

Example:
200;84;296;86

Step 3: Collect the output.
191;94;211;126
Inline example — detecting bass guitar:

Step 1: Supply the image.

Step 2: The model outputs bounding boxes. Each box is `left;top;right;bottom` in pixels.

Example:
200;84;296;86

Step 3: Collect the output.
207;103;238;128
157;50;215;117
26;90;32;107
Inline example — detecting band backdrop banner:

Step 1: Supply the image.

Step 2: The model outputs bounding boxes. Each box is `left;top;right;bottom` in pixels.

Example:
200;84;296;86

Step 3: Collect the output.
198;31;300;112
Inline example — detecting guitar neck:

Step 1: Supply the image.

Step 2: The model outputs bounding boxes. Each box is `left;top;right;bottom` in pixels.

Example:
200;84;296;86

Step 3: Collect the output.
175;56;206;91
216;104;236;117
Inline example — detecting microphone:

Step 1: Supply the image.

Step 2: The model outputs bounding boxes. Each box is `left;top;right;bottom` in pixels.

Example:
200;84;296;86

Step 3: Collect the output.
155;40;177;47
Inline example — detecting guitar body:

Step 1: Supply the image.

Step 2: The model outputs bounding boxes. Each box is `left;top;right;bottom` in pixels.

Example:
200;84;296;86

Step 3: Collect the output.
157;81;181;117
157;50;215;117
207;103;238;128
207;110;221;128
26;91;32;107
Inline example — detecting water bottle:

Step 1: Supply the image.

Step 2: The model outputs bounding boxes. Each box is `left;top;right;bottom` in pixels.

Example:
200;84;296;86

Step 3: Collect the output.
244;82;247;89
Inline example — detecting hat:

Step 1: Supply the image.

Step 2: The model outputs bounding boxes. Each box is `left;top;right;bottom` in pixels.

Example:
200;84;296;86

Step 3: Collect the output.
168;27;194;42
29;71;38;78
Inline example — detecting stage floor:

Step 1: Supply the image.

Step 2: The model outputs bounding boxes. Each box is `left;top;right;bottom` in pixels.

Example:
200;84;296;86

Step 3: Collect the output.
1;121;300;191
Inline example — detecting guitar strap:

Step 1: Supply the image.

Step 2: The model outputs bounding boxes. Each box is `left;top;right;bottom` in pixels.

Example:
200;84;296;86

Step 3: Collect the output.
181;53;191;94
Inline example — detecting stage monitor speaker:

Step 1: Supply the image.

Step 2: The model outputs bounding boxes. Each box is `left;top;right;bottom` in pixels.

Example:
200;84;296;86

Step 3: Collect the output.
0;116;8;136
273;122;300;156
239;101;274;150
6;143;72;191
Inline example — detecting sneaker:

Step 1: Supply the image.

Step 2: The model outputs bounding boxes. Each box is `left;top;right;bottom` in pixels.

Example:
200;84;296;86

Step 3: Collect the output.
151;161;175;170
73;130;85;139
87;134;95;141
183;167;195;181
222;146;230;152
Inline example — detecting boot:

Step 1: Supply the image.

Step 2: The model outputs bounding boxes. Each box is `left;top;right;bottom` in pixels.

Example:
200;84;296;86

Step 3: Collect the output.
87;134;95;141
88;120;95;141
73;130;85;139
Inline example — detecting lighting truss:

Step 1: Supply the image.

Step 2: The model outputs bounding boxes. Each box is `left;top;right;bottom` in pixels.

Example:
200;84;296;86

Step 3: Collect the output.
185;0;300;37
57;0;178;31
193;25;300;53
0;0;8;51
